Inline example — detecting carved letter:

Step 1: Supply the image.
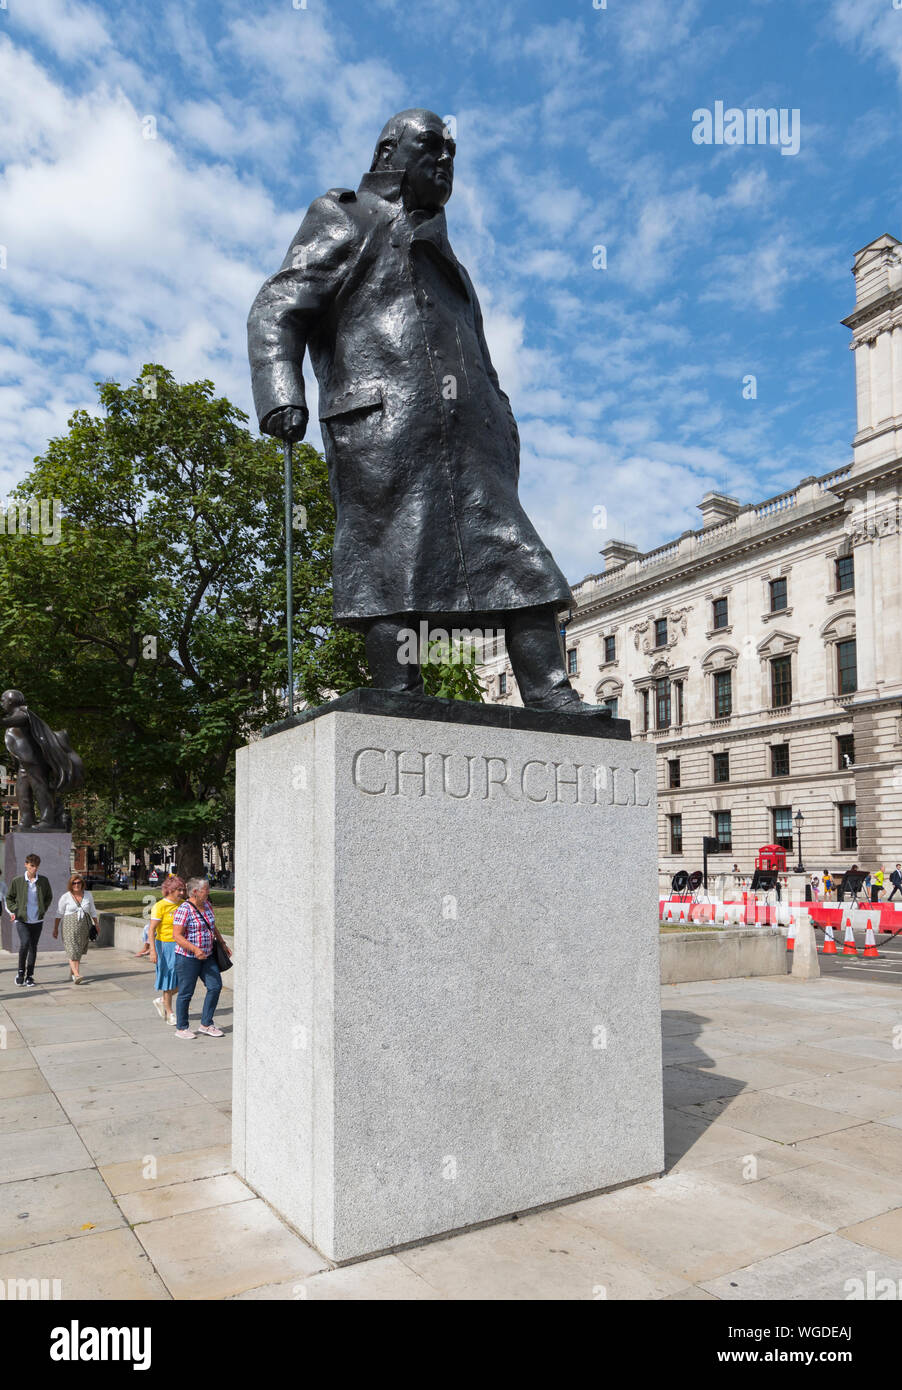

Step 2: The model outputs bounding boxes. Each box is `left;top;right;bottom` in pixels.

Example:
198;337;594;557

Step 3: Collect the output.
439;752;477;799
521;759;550;803
351;747;387;795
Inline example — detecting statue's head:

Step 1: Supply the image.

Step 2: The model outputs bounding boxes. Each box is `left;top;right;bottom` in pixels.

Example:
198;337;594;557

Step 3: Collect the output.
1;689;24;714
370;109;455;211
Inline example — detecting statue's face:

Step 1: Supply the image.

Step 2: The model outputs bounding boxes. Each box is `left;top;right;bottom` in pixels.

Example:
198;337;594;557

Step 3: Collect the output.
393;116;455;211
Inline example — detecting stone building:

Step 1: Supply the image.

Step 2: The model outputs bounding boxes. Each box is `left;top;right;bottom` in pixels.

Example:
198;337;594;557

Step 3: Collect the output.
479;233;902;876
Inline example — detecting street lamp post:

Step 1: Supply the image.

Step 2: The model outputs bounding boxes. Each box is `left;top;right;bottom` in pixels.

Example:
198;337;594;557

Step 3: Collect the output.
794;809;805;874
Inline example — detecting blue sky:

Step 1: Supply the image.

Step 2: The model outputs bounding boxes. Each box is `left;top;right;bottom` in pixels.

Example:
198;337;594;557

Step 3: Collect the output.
2;0;901;584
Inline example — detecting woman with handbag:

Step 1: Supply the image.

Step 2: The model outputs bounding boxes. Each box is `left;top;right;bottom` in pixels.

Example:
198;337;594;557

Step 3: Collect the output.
171;877;232;1039
53;874;99;983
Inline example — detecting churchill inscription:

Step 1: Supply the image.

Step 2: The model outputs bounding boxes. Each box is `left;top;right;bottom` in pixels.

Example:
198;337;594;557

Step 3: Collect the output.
350;746;651;805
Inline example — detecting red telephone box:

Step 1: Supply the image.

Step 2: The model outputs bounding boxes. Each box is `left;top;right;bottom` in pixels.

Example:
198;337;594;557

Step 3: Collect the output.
756;844;787;873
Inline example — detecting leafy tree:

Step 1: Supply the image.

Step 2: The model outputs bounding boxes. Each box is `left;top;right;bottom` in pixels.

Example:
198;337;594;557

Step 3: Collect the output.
0;366;483;876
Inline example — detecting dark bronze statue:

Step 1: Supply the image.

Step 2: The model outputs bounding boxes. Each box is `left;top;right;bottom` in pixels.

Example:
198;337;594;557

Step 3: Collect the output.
248;108;604;715
1;690;84;831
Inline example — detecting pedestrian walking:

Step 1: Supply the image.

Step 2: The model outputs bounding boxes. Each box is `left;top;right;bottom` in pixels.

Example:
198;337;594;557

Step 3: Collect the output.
823;869;833;901
148;875;186;1025
172;877;232;1039
53;874;99;983
809;872;820;902
872;867;885;903
889;864;902;901
6;854;52;986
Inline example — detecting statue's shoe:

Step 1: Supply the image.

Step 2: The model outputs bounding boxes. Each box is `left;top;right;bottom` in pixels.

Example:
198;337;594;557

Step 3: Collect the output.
524;694;613;718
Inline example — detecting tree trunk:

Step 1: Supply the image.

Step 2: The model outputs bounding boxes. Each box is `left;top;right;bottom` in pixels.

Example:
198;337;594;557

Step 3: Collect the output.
175;832;205;882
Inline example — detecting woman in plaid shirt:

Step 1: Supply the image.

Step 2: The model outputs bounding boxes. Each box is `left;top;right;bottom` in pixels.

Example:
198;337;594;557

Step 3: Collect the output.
171;876;232;1039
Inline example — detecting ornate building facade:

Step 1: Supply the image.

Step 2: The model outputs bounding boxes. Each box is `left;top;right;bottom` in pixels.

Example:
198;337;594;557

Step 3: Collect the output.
479;233;902;875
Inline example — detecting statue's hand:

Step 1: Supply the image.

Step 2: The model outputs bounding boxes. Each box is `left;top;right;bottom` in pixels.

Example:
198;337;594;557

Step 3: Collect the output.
263;406;309;444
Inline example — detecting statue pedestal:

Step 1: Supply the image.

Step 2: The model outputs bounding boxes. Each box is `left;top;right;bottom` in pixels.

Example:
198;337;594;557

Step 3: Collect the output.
233;691;664;1263
1;831;71;954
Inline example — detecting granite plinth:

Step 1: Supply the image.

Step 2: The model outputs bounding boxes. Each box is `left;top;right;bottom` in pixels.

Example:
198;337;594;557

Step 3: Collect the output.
1;831;71;954
234;705;663;1262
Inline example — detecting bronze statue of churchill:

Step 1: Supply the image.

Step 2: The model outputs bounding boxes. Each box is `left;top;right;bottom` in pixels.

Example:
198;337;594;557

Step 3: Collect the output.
248;108;597;713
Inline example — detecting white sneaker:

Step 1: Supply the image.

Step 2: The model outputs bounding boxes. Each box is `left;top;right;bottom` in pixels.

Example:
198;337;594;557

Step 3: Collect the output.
166;1012;177;1025
152;997;166;1020
174;1028;195;1040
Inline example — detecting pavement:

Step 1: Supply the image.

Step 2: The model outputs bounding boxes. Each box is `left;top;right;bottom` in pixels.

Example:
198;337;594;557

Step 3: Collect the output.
1;945;902;1300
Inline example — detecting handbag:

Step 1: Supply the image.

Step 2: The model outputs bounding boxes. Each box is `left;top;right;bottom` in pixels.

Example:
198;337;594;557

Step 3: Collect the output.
213;937;232;972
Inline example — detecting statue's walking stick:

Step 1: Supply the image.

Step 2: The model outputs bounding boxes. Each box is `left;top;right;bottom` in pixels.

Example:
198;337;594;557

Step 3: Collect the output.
283;439;294;718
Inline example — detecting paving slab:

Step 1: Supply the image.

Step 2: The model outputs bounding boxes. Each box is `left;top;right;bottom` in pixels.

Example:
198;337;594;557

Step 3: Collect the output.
99;1144;233;1196
0;1123;93;1183
132;1197;327;1300
182;1069;232;1104
700;1233;902;1300
0;1068;50;1099
0;1226;170;1299
765;1074;902;1122
395;1205;689;1300
74;1099;231;1166
117;1173;255;1225
229;1256;438;1301
30;1037;170;1090
691;1091;864;1144
795;1121;902;1177
554;1172;824;1284
134;1034;233;1075
663;1065;747;1109
689;1053;818;1092
55;1074;203;1125
0;1091;68;1135
14;1009;129;1047
664;1107;796;1173
713;1157;902;1230
839;1207;902;1259
0;1168;126;1252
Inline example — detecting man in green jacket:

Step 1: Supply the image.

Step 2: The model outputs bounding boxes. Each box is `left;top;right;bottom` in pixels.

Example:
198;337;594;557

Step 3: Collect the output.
6;853;53;986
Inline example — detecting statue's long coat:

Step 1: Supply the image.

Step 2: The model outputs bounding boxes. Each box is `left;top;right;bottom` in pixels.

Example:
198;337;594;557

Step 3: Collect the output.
248;169;571;627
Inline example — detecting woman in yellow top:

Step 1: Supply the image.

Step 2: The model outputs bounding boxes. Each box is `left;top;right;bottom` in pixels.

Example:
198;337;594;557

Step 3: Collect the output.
148;875;186;1024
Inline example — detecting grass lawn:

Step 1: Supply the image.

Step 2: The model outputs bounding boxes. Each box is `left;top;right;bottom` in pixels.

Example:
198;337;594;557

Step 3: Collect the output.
92;889;235;935
659;923;724;933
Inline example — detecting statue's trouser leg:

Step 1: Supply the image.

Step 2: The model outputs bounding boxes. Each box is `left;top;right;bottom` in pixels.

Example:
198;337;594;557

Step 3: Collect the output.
16;771;34;828
364;618;426;695
504;606;579;711
26;767;55;825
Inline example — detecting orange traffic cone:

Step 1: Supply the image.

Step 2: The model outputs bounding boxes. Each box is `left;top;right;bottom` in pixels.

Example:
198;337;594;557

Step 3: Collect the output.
786;917;795;952
822;920;837;955
842;920;858;956
863;923;880;958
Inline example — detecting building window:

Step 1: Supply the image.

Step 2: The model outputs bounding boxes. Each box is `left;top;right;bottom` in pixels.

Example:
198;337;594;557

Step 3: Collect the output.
715;811;732;853
654;617;668;648
771;655;792;708
668;758;681;788
498;673;507;695
604;635;616;663
674;680;684;726
836;555;855;592
670;815;683;855
769;577;787;612
773;806;793;852
837;639;857;695
641;688;650;732
656;678;671;730
839;801;857;851
771;744;790;777
713;752;730;783
714;669;732;718
837;734;854;769
602;697;618;718
712;597;728;630
567;648;578;676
